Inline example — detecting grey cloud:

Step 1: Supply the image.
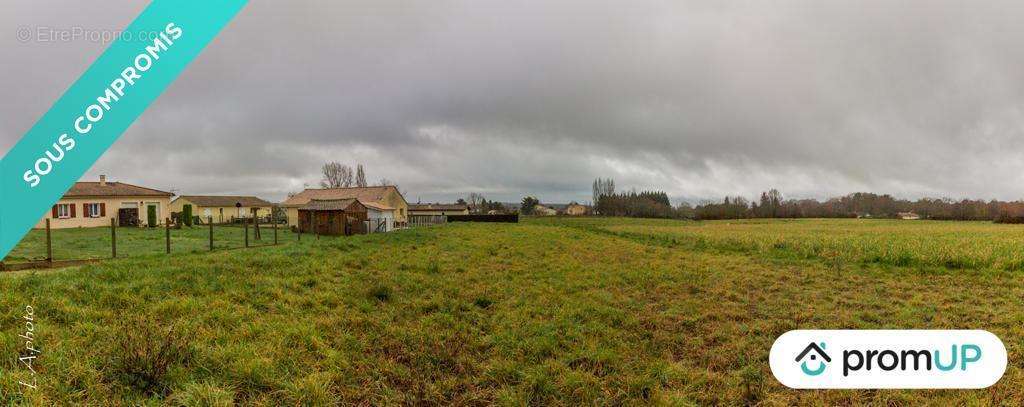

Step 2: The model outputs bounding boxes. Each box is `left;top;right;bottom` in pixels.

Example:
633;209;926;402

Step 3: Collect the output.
4;0;1024;204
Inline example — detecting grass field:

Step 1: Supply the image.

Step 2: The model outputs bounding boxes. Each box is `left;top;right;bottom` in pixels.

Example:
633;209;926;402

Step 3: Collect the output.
1;217;1022;405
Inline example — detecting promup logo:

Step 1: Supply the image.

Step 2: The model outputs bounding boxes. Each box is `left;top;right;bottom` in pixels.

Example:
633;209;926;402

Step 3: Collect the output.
770;330;1007;389
795;342;830;376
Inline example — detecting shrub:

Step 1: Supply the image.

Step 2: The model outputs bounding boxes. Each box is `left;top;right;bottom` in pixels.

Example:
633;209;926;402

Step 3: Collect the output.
182;204;193;227
104;316;193;396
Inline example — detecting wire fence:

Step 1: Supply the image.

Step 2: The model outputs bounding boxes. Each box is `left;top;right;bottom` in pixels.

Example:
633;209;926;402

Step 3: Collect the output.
1;213;483;271
0;217;299;271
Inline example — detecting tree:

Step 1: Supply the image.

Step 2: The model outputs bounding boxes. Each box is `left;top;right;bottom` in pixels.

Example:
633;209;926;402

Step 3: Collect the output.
592;178;616;214
341;166;353;187
321;162;354;188
356;164;367;187
521;196;539;215
467;193;484;213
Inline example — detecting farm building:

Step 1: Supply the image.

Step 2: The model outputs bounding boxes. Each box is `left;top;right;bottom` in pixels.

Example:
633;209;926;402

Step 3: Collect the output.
565;203;589;216
35;175;172;229
169;195;273;223
297;199;368;236
365;202;397;232
408;203;470;216
283;186;408;228
533;205;558;216
898;212;921;220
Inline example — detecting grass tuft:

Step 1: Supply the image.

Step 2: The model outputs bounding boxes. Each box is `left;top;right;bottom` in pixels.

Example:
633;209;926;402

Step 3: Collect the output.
368;284;392;302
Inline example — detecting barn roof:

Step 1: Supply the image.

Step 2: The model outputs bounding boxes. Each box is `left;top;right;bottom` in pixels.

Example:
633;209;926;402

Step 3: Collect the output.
65;182;172;197
363;201;394;211
282;186;403;207
298;198;363;211
174;195;273;207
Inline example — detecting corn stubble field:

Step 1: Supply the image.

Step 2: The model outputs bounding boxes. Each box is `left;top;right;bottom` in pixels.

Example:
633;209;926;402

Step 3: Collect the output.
1;217;1023;405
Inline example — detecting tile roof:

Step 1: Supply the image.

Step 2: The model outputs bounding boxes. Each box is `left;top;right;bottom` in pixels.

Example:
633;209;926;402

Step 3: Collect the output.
175;195;273;207
298;199;363;211
409;203;469;211
363;201;395;211
65;182;172;197
282;186;402;207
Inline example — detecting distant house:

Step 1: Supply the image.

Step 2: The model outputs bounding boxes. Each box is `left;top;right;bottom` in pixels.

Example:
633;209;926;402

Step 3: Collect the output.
897;212;921;220
533;205;558;216
282;186;408;228
36;175;172;229
565;202;589;216
169;195;273;223
408;203;470;217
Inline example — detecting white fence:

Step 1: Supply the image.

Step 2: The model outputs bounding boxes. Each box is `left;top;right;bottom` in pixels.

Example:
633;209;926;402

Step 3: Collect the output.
409;215;446;227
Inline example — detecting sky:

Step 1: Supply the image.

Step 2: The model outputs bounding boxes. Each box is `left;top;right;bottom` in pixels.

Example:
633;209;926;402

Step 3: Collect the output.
4;1;1024;205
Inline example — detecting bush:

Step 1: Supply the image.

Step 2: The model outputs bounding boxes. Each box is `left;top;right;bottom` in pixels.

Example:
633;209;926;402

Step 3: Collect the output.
994;211;1024;224
147;205;158;228
182;204;193;227
104;316;193;396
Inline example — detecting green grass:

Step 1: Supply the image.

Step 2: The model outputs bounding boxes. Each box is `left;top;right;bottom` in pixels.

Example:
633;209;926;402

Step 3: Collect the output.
0;218;1022;404
3;224;295;263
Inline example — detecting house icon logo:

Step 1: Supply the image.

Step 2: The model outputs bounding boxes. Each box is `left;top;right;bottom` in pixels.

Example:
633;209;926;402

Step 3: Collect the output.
795;342;830;376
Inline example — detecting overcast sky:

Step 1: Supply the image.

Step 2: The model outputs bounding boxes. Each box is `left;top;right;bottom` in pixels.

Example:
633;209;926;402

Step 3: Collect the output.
5;1;1024;204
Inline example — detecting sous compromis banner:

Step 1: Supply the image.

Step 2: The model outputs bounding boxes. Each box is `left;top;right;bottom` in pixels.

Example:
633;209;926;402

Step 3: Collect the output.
0;0;248;259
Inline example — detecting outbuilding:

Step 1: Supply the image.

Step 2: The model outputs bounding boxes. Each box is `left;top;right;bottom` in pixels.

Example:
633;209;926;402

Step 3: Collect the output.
297;199;368;236
364;202;396;232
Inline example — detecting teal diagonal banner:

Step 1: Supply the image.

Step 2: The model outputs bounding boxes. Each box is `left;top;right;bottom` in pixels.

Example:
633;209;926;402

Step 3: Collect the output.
0;0;248;259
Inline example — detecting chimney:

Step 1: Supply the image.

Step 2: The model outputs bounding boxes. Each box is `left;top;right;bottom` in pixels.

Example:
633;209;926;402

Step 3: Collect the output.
99;175;107;186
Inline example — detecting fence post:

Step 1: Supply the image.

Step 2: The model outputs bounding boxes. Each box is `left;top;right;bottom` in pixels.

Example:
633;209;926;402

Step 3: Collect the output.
110;217;117;258
209;216;214;251
45;219;52;264
254;215;261;241
165;218;171;254
244;218;249;248
273;220;278;245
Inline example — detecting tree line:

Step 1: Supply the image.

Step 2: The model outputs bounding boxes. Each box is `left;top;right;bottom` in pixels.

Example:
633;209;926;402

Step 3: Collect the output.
592;178;1024;222
691;191;1024;222
592;178;678;218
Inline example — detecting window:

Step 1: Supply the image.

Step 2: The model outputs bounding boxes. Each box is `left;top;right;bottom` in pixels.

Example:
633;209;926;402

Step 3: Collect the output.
86;203;101;218
56;204;71;219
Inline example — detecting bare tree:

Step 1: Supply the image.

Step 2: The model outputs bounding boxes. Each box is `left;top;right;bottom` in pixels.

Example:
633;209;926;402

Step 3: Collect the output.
467;192;484;213
356;164;367;187
321;162;345;188
340;166;354;187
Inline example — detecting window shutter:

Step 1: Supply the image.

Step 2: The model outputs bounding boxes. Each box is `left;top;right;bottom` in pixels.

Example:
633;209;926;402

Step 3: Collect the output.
70;204;76;218
52;205;58;217
100;203;106;217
